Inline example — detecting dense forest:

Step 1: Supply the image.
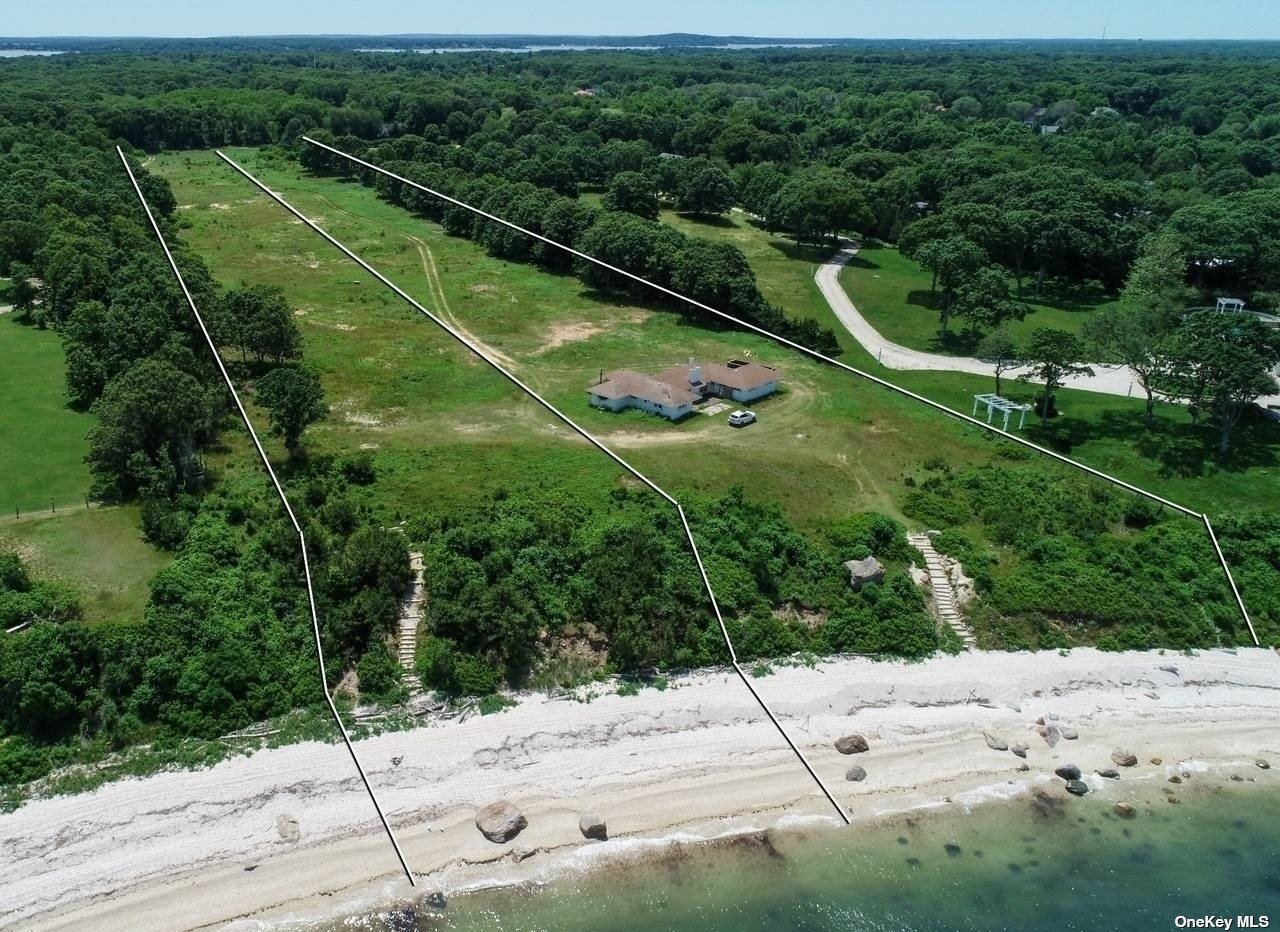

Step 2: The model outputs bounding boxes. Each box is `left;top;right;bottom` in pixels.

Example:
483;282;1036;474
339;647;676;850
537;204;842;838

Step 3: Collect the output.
1;40;1278;797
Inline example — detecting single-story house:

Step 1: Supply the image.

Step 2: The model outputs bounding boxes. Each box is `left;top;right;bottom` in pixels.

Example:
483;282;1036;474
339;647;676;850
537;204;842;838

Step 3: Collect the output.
587;358;781;420
587;370;700;420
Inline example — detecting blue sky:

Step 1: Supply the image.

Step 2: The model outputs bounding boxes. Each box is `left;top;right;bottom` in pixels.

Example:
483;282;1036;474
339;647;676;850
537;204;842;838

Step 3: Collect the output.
4;0;1276;40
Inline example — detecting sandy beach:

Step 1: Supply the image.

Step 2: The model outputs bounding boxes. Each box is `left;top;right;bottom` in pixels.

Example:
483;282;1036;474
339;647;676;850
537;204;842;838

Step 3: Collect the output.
3;646;1278;930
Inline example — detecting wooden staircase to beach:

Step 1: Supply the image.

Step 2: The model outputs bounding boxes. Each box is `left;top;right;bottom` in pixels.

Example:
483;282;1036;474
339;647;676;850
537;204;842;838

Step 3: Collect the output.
398;551;425;695
907;532;977;651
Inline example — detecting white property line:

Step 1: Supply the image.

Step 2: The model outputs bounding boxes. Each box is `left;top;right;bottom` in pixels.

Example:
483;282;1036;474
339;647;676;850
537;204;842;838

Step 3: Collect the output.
117;148;419;886
300;136;1261;649
215;149;853;825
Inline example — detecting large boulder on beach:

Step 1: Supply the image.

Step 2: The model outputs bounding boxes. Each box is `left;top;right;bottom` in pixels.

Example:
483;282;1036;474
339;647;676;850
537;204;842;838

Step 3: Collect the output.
475;801;527;843
983;731;1008;751
276;814;300;843
1257;759;1271;770
579;813;608;841
1064;779;1089;796
846;765;867;782
1054;764;1082;781
1111;749;1139;768
843;557;885;590
835;734;870;754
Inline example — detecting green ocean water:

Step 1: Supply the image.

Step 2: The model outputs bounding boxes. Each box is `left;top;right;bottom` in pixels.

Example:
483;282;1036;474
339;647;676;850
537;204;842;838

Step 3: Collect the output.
322;781;1280;932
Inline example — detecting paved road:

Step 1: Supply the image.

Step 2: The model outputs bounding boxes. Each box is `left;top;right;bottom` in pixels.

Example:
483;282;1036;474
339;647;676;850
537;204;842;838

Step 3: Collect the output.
814;245;1139;398
817;245;1280;411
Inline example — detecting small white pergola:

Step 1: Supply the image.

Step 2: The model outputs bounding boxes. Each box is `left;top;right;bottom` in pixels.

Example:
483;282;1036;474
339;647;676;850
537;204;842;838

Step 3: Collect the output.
972;393;1033;430
1216;297;1246;313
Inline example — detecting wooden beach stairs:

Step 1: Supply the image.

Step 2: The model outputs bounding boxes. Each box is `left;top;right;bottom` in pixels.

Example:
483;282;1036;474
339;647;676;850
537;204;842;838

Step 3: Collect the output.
398;550;426;696
906;532;977;651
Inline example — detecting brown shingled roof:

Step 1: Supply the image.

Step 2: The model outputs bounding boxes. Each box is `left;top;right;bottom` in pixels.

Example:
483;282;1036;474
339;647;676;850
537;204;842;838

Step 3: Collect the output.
587;370;699;407
656;361;780;393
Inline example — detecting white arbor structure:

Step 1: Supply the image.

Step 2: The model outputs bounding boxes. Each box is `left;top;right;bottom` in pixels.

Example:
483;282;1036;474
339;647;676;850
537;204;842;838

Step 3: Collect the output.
972;393;1033;430
1216;297;1246;313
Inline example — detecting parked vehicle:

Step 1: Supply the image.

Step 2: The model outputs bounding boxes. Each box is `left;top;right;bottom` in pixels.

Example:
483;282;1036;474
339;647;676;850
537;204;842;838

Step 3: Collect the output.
727;410;757;427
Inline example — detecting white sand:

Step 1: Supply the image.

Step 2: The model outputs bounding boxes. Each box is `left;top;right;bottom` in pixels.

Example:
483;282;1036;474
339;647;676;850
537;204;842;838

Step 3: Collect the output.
3;647;1278;930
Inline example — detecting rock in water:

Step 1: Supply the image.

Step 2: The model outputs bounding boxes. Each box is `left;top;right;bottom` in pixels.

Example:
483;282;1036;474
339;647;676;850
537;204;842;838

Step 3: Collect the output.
276;814;300;843
1054;764;1082;781
475;801;527;843
1096;769;1120;779
836;734;870;754
1064;779;1089;796
983;731;1008;751
579;813;608;841
846;765;868;782
1111;749;1139;768
1257;759;1272;770
843;557;885;590
1113;802;1136;818
424;892;447;910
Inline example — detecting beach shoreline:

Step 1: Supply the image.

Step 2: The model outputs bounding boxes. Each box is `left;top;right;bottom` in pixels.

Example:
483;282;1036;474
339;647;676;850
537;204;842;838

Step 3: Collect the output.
3;647;1278;930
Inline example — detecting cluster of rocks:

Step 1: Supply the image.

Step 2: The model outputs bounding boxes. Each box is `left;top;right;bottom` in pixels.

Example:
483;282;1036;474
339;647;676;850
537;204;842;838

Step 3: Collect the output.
835;732;872;783
471;801;609;846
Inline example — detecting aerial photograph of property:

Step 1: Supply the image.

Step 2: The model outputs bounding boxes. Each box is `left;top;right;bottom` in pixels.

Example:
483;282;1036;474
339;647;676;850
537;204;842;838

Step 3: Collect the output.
1;1;1278;929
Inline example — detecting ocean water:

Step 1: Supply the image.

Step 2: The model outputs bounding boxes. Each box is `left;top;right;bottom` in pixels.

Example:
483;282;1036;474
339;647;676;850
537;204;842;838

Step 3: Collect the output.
319;782;1280;931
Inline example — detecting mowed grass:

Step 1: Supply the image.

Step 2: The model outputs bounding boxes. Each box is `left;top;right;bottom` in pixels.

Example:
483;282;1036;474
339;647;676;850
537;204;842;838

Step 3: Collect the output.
656;210;1280;518
0;506;167;624
838;244;1118;354
0;312;93;509
155;149;1069;530
0;311;169;623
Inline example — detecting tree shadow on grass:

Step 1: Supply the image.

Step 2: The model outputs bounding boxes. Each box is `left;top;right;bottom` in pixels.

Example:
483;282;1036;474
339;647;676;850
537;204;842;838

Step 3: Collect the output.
767;239;840;265
1025;408;1280;479
672;212;738;229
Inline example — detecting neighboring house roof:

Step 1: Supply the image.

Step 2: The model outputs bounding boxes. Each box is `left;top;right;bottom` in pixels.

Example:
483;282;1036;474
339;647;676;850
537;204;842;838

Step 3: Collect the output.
657;360;781;393
588;370;699;407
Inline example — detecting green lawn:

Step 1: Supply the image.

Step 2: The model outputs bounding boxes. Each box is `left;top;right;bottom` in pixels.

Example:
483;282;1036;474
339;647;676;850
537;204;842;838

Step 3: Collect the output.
0;279;173;625
840;244;1119;355
0;313;93;510
0;505;169;625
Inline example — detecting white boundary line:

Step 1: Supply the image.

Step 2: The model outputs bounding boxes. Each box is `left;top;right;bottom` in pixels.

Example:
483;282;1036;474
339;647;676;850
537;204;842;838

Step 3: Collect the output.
117;148;418;886
215;148;853;824
298;136;1260;648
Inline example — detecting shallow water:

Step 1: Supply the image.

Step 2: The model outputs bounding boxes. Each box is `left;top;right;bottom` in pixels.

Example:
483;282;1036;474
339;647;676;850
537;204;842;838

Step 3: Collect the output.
317;782;1280;931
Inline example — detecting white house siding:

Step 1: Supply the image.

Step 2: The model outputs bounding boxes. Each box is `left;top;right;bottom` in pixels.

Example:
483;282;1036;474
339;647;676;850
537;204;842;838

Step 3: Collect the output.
731;381;778;403
588;392;690;420
589;393;629;412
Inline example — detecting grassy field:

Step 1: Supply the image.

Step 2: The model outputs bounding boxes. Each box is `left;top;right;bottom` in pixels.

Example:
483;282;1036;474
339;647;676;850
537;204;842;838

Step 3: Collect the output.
0;505;168;624
153;152;1280;523
156;149;1082;532
0;311;171;623
0;312;93;510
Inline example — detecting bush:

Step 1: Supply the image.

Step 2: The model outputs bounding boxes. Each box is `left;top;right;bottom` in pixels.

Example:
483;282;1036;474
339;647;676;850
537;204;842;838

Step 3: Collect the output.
356;639;407;702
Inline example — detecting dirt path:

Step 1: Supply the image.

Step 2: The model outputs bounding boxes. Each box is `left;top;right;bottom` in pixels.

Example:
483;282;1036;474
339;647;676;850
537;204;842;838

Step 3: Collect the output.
407;234;520;371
